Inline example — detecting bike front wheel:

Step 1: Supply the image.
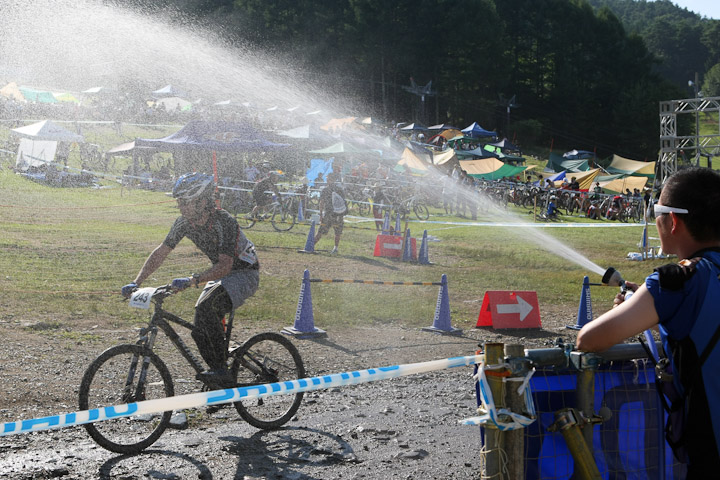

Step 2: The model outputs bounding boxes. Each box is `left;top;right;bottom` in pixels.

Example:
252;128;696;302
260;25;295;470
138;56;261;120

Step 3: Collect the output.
235;211;257;229
271;204;296;232
413;203;430;221
79;344;175;454
230;332;305;429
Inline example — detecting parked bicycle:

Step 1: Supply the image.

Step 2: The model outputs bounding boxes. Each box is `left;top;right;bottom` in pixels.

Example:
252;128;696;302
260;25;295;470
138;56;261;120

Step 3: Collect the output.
388;187;430;221
236;191;298;231
79;284;305;454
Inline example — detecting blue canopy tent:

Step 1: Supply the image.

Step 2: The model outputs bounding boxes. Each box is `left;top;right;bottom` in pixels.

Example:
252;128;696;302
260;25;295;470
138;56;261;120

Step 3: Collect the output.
461;122;497;139
455;146;500;159
135;120;289;152
487;138;522;154
135;120;290;177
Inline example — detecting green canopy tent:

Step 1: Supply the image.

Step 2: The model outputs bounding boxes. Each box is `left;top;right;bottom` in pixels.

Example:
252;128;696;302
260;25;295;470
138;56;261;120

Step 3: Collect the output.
19;87;57;103
546;152;590;172
466;164;528;180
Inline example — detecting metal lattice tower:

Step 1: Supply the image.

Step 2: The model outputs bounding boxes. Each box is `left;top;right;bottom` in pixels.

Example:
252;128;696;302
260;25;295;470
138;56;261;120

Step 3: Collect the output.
657;96;720;187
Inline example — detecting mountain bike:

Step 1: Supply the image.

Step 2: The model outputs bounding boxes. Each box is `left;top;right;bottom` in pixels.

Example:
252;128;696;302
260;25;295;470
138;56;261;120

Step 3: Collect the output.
236;192;298;231
391;191;430;221
78;284;305;454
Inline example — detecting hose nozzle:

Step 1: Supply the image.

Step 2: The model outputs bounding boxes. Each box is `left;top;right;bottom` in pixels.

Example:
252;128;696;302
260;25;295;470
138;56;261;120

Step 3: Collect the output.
602;267;626;292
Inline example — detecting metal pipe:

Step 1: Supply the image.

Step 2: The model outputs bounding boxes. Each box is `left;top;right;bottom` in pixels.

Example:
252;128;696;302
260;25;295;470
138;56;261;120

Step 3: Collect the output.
552;408;602;480
524;343;657;368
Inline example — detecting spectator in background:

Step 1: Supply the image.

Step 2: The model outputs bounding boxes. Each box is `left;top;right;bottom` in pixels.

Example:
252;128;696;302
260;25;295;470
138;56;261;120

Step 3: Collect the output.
244;160;260;182
569;176;580;190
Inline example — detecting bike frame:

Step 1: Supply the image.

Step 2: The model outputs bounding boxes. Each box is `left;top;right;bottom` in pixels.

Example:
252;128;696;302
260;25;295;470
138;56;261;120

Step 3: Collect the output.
134;291;235;382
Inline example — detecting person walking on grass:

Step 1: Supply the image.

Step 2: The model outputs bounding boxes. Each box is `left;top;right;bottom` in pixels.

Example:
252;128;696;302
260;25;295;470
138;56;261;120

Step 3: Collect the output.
314;172;346;254
577;167;720;477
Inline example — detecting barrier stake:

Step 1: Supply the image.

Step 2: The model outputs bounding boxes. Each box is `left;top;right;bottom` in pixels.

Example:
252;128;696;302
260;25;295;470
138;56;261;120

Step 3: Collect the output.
297;198;305;222
282;269;326;337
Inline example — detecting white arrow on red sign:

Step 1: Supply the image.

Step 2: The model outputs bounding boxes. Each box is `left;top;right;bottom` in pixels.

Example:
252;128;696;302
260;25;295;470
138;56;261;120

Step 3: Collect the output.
496;296;534;322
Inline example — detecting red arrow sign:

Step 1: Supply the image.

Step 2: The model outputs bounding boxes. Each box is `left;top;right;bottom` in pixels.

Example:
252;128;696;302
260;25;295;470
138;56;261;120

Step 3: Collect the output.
477;291;541;329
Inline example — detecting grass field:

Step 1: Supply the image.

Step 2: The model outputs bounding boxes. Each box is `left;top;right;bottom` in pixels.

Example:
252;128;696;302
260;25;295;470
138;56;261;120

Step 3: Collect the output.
0;166;664;336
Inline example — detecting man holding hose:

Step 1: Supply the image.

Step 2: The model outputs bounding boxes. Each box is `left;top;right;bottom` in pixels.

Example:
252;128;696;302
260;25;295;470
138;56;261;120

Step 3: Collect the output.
577;167;720;477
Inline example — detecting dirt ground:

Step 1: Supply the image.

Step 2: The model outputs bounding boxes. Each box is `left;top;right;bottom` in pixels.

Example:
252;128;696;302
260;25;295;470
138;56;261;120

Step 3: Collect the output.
0;300;578;479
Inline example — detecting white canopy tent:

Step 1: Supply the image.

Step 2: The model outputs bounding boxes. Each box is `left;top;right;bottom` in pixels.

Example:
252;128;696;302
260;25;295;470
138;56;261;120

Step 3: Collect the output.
11;120;84;142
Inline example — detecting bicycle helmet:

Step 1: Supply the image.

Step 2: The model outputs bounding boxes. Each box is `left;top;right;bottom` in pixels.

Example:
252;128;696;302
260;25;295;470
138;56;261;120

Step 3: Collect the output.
172;173;214;200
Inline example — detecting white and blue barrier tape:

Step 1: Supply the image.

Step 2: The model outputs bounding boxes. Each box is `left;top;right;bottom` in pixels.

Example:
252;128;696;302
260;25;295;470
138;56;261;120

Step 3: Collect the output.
460;362;537;430
1;354;482;437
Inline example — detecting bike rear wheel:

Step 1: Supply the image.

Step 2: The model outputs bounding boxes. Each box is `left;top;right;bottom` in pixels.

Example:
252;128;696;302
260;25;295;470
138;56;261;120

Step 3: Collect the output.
230;332;305;429
79;344;174;454
271;203;296;232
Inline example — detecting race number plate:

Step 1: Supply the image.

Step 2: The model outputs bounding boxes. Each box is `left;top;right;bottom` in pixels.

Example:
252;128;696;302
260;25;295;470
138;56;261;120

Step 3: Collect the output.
129;287;157;309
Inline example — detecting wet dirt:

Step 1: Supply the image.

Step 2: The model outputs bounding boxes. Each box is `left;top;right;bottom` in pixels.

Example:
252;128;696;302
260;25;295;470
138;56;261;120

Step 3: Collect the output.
0;311;578;479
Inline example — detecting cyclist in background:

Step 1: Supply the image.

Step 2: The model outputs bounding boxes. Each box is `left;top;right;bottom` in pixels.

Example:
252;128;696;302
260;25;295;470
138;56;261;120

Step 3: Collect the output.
250;170;281;218
121;172;260;388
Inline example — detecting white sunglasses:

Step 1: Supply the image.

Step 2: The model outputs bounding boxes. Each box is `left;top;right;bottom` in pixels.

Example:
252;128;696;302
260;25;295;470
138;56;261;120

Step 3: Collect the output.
654;204;689;216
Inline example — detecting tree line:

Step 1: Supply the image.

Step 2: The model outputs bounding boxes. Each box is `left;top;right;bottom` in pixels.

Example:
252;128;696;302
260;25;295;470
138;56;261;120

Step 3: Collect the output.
122;0;718;160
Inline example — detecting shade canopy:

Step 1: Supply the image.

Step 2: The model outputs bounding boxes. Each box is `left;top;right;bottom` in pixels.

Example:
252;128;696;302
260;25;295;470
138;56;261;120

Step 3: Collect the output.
461;122;496;138
135;120;289;152
12;120;84;142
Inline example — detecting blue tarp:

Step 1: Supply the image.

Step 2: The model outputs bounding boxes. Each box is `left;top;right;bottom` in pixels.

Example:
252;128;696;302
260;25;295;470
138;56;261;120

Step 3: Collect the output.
475;358;684;478
306;158;334;186
461;122;497;139
135;120;290;152
563;149;595;159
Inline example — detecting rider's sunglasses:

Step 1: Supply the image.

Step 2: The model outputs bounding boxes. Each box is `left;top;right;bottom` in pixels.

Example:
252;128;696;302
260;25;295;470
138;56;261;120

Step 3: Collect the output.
654;204;688;216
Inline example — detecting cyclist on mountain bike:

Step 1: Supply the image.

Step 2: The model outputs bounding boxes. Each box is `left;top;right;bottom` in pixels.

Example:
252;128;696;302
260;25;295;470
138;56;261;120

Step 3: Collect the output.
249;170;281;218
121;172;260;388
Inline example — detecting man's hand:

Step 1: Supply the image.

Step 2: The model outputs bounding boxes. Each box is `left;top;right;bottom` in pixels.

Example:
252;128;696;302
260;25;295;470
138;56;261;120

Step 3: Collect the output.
121;283;138;298
171;277;192;291
612;281;640;307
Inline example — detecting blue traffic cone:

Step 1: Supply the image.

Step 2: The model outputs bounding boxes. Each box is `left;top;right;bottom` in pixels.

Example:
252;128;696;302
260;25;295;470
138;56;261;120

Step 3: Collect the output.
402;229;413;262
298;220;316;254
422;274;461;335
567;276;593;330
394;213;401;236
282;269;326;338
382;211;390;234
418;230;431;265
297;199;305;222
